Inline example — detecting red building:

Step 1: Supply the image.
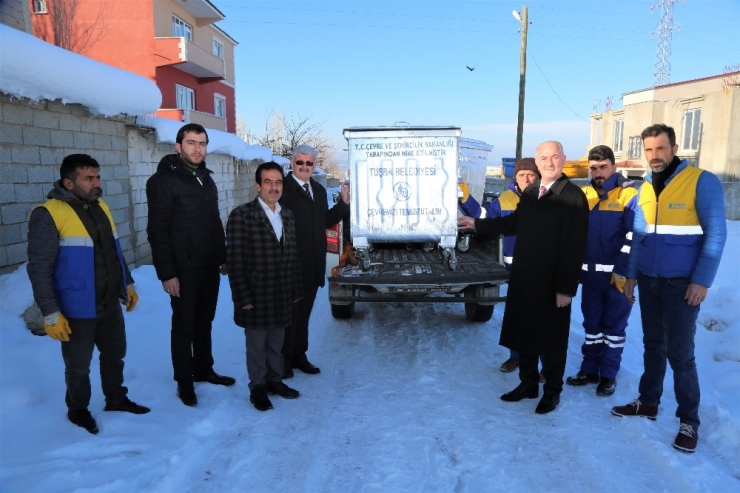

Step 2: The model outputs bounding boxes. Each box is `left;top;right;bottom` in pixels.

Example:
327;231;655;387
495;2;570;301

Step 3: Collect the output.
30;0;237;133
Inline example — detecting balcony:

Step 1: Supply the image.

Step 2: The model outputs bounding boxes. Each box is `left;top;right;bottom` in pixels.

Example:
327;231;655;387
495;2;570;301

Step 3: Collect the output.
155;108;226;132
154;37;225;80
175;0;225;27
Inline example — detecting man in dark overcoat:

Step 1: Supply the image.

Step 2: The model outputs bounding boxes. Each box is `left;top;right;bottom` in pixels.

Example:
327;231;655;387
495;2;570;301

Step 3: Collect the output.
278;144;350;377
226;162;304;411
146;123;235;408
459;141;589;414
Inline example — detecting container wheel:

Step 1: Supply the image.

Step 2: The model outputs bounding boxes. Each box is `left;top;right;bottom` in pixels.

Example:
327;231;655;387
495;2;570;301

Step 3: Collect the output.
330;302;355;319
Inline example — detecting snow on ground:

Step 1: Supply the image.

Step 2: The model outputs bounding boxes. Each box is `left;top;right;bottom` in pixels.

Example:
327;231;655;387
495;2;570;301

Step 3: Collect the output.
1;222;739;492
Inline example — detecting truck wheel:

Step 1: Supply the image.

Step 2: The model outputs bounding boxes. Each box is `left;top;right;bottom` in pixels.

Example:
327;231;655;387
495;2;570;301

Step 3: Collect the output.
465;302;493;322
330;302;355;319
464;287;493;322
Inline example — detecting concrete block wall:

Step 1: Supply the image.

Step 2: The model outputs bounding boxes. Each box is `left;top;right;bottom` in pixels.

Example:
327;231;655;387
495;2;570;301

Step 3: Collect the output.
0;94;134;274
1;94;261;275
126;127;258;268
0;0;29;33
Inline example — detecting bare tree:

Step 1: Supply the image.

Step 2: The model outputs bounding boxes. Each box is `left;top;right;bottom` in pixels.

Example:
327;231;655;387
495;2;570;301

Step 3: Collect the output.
251;110;337;169
236;114;250;143
47;0;109;54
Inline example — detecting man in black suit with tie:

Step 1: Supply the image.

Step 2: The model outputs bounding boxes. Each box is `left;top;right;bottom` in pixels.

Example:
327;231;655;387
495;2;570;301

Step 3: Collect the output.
279;144;350;377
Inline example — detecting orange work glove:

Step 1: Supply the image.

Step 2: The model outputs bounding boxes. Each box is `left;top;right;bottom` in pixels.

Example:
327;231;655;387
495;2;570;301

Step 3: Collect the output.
125;285;138;312
43;312;72;342
611;273;627;294
458;180;470;202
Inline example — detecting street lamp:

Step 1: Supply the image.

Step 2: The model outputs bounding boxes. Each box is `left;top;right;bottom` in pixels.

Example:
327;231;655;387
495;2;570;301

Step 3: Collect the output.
513;6;528;161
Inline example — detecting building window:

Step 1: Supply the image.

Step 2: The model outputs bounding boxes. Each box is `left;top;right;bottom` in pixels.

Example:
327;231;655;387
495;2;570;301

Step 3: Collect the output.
172;15;192;40
214;95;226;118
33;0;47;13
176;84;195;110
682;108;701;151
627;136;641;159
613;119;624;153
213;39;224;59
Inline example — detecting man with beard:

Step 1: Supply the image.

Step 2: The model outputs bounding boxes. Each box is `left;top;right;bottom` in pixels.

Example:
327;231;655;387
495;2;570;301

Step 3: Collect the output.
147;124;235;407
27;154;150;434
226;162;303;411
612;124;726;453
566;145;638;396
278;144;349;378
458;141;589;414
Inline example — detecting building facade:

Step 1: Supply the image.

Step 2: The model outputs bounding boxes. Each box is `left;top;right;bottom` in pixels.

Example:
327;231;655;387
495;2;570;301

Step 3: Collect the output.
589;71;740;182
29;0;237;133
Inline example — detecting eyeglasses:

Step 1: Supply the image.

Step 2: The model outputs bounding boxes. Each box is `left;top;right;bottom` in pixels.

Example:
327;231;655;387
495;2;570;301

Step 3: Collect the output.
295;160;314;167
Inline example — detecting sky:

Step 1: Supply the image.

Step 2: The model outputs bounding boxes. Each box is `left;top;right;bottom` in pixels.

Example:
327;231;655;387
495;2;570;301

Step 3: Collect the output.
1;218;738;492
215;0;740;163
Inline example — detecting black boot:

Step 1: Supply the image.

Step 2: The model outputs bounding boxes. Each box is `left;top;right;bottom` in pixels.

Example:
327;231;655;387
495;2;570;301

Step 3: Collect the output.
249;385;273;411
596;377;617;396
68;409;99;434
177;382;197;407
500;383;539;402
535;394;560;414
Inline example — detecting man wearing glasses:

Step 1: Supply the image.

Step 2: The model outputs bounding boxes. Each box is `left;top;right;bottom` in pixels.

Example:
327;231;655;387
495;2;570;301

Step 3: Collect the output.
279;144;350;378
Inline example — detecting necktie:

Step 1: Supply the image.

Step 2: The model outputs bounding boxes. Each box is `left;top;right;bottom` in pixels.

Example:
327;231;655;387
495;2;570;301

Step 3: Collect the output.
303;183;312;200
539;185;547;199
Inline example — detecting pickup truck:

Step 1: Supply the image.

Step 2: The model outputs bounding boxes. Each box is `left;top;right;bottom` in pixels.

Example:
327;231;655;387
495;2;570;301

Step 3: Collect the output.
325;125;509;322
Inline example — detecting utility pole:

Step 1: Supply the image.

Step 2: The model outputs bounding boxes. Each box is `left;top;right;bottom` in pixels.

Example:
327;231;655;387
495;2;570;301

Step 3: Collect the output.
514;6;528;161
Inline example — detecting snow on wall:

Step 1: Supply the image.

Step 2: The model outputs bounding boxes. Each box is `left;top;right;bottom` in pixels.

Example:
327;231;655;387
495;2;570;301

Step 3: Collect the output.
0;24;161;117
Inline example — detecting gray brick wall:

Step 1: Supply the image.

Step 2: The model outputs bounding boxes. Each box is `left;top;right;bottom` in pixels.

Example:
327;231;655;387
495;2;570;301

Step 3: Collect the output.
126;129;256;268
0;0;30;32
0;93;133;274
1;93;266;275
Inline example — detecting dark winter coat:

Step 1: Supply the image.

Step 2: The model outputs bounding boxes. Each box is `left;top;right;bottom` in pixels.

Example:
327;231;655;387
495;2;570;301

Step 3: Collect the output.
225;198;303;330
279;172;349;290
475;174;589;355
146;154;225;281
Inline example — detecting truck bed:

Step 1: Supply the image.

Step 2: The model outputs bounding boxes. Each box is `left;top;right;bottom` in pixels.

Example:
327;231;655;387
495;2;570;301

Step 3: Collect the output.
328;240;509;286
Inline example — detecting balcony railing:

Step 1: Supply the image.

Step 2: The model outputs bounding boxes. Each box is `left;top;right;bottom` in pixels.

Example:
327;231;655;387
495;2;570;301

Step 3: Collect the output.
155;108;226;132
154;37;225;80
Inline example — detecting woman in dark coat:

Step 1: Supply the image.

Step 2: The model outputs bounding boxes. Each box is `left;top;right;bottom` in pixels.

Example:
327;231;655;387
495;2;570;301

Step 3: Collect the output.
462;141;589;414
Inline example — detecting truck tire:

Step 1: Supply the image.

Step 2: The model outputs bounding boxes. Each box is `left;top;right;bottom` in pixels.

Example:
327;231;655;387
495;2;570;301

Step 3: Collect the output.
465;302;493;322
330;302;355;319
464;288;494;322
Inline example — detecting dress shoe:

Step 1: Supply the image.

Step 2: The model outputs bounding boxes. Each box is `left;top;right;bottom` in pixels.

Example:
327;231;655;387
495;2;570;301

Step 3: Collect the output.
67;409;99;435
566;371;600;386
535;394;560;414
596;377;617;396
194;371;236;386
283;364;294;379
266;380;301;399
292;360;321;375
499;357;519;373
249;385;273;411
177;382;198;407
104;397;151;414
500;384;539;402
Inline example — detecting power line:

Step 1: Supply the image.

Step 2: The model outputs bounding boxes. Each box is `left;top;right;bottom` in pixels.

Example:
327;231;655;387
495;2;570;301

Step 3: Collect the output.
526;48;588;122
